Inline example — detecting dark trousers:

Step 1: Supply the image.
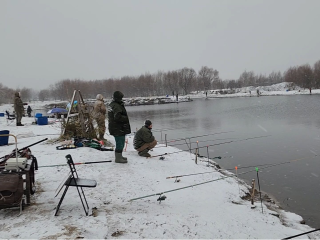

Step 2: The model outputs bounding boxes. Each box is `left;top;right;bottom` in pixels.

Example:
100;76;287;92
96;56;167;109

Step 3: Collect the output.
114;136;125;152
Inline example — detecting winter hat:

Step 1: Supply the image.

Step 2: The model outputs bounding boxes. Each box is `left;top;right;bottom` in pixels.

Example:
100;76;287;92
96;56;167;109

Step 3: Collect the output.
145;119;152;127
96;94;104;100
113;91;124;101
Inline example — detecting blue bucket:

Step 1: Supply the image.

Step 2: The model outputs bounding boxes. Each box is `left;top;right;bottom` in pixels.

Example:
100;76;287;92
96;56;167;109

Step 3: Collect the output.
35;113;42;118
0;130;10;146
37;116;48;125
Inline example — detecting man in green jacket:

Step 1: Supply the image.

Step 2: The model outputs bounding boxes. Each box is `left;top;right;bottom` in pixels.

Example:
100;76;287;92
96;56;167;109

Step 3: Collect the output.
14;92;24;126
108;91;131;163
133;120;157;157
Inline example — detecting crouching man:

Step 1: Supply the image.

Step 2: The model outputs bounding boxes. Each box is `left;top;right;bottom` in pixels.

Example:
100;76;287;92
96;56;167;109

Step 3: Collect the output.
134;120;157;157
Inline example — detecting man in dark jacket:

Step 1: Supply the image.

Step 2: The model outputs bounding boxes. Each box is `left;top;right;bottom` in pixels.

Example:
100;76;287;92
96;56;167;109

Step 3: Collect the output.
27;106;32;117
133;120;157;157
14;92;24;126
108;91;131;163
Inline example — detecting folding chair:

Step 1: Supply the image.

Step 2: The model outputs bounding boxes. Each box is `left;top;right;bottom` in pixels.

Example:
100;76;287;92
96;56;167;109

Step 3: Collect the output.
54;154;97;216
5;111;15;125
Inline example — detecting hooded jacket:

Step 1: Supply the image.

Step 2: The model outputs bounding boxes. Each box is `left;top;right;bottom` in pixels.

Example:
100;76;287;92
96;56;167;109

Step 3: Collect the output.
108;91;131;136
93;95;106;120
14;92;24;114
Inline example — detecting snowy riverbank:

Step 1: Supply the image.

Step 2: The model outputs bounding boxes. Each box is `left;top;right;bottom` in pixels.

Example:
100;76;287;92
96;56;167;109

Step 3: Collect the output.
0;101;319;239
121;82;320;105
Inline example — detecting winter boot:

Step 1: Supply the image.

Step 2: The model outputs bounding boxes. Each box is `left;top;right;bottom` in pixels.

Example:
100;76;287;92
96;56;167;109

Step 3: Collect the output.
122;154;127;161
138;149;151;157
115;151;127;163
17;122;24;126
99;134;106;141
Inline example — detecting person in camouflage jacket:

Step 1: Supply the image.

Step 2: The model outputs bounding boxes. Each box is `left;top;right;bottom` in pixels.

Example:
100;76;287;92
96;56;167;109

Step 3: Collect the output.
133;120;157;157
14;92;24;126
108;91;131;163
93;94;107;140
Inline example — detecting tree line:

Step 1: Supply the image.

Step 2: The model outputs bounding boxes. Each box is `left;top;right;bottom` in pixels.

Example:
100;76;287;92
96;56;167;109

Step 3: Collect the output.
1;60;319;104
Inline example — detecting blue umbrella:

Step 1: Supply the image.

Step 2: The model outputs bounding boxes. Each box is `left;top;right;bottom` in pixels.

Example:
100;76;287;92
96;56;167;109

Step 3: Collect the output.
47;108;68;114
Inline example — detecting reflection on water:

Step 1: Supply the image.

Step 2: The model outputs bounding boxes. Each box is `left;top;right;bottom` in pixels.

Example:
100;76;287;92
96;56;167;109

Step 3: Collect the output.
127;95;320;228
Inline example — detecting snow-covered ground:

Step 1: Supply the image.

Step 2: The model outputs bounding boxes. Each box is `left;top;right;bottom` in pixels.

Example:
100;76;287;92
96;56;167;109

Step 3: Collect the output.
189;82;319;99
0;98;319;239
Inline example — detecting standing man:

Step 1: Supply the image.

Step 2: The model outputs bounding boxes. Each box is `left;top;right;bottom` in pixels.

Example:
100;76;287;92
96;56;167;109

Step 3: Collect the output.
134;120;157;157
108;91;131;163
14;92;24;126
93;94;107;140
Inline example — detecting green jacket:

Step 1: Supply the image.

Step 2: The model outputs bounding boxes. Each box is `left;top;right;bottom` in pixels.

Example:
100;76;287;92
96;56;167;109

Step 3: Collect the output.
14;92;24;114
108;100;131;136
134;126;155;149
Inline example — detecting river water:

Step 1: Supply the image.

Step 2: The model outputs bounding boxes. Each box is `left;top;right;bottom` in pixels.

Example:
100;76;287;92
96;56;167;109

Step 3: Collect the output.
127;95;320;228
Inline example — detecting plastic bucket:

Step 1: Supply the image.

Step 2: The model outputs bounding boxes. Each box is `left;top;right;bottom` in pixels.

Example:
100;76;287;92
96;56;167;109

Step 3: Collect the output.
37;116;48;125
0;130;10;146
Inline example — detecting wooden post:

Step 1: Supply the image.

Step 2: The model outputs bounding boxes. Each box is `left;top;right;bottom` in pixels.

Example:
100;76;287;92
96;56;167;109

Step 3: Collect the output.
251;179;256;208
195;148;198;164
165;134;167;147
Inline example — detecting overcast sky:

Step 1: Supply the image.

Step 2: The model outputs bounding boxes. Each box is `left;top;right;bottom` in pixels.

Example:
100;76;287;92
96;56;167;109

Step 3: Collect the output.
1;0;320;90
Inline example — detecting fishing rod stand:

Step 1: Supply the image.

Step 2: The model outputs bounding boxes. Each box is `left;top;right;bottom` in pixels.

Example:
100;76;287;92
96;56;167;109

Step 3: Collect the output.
174;177;181;183
157;194;167;203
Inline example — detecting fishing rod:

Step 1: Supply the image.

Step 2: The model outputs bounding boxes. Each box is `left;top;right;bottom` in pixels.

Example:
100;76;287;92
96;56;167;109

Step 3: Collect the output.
155;137;237;148
158;130;235;144
0;138;48;161
150;135;270;158
282;228;320;239
128;156;310;202
166;160;294;180
38;160;112;168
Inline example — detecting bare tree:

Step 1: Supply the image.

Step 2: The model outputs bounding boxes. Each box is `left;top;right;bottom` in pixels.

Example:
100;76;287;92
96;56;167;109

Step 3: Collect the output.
163;71;179;96
226;80;239;89
238;70;255;87
38;89;50;101
313;60;320;88
268;71;283;84
297;64;313;93
284;67;299;85
179;67;196;95
198;66;215;91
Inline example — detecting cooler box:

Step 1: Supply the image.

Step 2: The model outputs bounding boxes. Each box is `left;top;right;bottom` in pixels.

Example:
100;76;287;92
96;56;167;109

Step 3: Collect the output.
0;113;4;117
0;130;9;146
37;116;48;125
35;113;42;118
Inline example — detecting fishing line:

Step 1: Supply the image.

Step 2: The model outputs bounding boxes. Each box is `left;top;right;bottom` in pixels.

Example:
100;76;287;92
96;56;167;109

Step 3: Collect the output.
155;137;237;148
152;126;192;132
158;130;235;144
129;156;311;202
150;135;270;158
166;156;311;179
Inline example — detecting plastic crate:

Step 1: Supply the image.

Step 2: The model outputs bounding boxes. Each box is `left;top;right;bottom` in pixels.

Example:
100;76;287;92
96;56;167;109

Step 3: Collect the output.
0;130;9;146
37;116;48;125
